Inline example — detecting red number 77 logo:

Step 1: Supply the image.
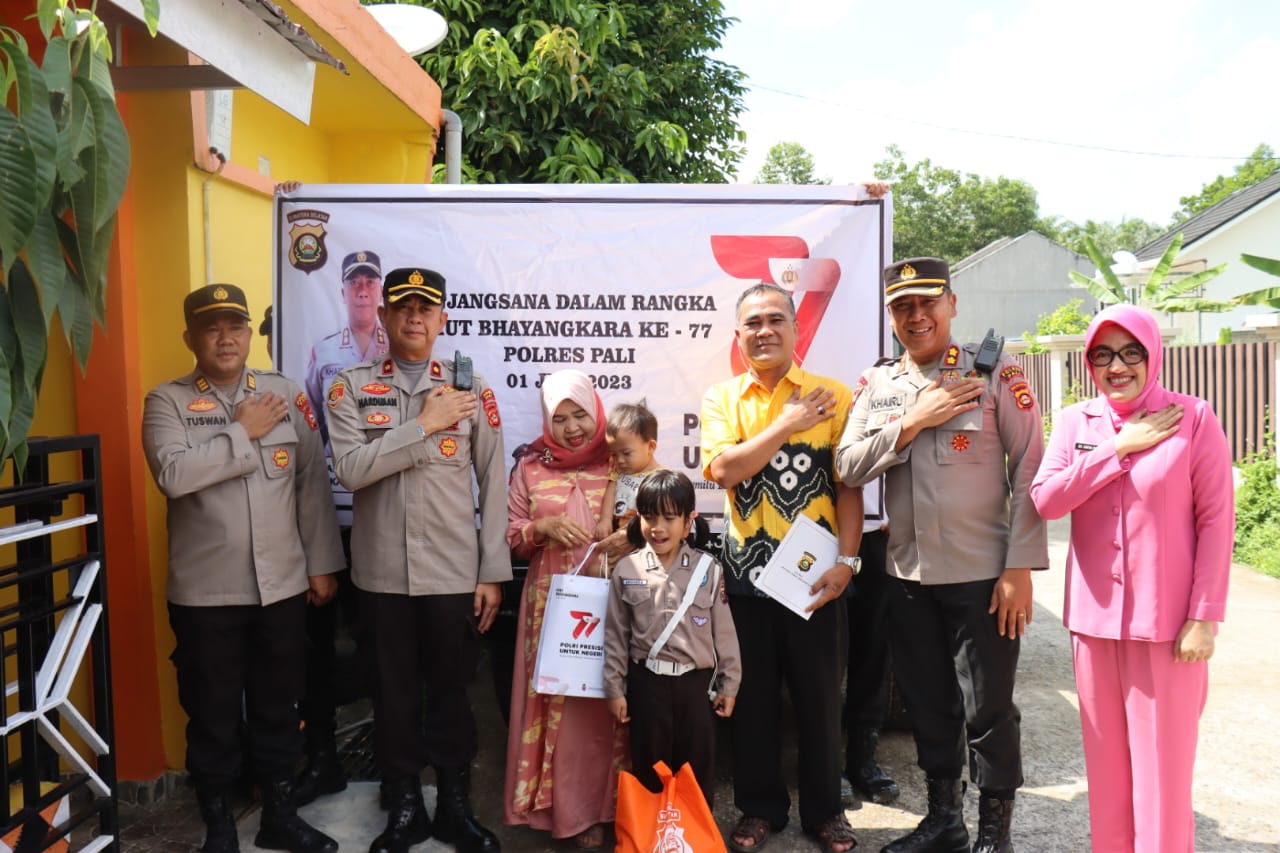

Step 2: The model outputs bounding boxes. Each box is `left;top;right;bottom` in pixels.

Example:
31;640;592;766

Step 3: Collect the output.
710;236;840;374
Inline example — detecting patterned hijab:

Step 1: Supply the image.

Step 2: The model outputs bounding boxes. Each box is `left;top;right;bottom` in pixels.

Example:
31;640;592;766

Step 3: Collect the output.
1084;304;1169;418
522;369;609;469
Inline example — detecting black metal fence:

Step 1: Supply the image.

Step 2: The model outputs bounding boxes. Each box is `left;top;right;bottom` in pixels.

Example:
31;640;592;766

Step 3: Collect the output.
0;436;118;852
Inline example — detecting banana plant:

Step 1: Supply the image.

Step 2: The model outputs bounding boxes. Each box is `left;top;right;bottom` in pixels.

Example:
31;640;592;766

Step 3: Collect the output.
0;0;158;469
1068;233;1232;313
1236;254;1280;309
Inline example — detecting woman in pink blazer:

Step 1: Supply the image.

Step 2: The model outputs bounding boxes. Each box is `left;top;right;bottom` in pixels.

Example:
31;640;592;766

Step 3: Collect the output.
1030;304;1234;853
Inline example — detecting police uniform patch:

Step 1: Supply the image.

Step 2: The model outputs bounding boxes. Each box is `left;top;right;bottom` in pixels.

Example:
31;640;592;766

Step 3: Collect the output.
361;383;393;395
430;361;443;379
692;616;709;627
1000;365;1025;384
951;434;970;452
941;369;960;383
480;388;501;428
439;436;458;457
272;448;290;468
195;377;211;393
380;358;394;377
965;369;981;379
187;398;217;412
294;393;319;431
943;345;960;367
852;375;868;406
1009;380;1034;410
246;374;257;391
366;411;391;426
327;381;346;409
622;578;648;586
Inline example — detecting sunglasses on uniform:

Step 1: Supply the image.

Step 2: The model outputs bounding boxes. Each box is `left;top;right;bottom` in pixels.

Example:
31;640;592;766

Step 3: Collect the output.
1086;343;1148;367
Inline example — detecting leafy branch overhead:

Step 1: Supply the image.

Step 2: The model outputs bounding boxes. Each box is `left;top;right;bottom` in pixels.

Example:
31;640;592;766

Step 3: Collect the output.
411;0;747;183
0;0;159;468
1237;254;1280;310
1068;234;1231;313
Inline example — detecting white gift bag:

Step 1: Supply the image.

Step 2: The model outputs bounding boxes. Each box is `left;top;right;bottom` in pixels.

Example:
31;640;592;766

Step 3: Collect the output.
533;543;611;698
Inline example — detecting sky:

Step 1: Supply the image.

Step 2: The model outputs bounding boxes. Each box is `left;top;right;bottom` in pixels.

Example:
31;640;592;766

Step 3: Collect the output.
715;0;1280;226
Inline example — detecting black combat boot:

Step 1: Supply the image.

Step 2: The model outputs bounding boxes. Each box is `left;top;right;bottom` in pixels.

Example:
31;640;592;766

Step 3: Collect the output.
196;788;239;853
433;765;500;853
369;776;432;853
292;736;348;807
880;778;969;853
254;779;338;853
972;792;1015;853
847;727;900;804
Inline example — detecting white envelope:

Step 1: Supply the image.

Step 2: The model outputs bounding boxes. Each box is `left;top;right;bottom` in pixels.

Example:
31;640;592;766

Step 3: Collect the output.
754;514;840;620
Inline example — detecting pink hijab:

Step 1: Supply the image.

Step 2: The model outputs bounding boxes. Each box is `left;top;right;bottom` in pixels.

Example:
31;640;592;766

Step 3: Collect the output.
1084;304;1171;418
522;369;609;470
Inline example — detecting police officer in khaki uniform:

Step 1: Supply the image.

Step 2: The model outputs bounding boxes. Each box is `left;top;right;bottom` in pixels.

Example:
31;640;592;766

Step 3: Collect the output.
327;267;510;853
305;250;389;441
142;284;344;853
835;258;1048;853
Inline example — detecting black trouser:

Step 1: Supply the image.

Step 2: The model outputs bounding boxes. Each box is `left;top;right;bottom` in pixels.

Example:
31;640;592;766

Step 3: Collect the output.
168;594;307;792
299;563;358;745
844;529;892;748
887;576;1023;792
728;595;847;832
358;590;481;778
625;661;718;807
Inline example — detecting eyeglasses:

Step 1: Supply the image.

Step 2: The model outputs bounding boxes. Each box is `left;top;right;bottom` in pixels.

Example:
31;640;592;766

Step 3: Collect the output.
1086;344;1148;367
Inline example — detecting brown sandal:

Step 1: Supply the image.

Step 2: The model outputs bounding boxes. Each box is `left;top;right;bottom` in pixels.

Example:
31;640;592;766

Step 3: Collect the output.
573;824;606;850
727;815;774;852
807;813;858;852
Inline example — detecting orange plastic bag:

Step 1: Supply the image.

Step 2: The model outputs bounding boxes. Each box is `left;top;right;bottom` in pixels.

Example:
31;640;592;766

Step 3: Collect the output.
614;760;727;853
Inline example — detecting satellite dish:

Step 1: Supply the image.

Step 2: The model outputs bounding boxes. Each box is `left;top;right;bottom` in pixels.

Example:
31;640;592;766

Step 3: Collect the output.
365;3;449;56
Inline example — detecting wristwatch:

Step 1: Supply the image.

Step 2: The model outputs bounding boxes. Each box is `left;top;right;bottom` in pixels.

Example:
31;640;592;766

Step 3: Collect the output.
836;555;862;575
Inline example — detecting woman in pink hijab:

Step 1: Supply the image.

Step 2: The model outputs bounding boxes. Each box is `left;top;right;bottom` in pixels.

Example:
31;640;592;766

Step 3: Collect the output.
503;370;629;850
1030;304;1234;852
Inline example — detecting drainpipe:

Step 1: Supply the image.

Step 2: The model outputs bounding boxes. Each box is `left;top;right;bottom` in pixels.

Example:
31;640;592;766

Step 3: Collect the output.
202;147;227;285
441;109;462;184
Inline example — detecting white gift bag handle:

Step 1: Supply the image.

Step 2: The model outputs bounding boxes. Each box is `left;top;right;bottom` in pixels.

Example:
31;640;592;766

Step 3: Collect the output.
569;541;609;578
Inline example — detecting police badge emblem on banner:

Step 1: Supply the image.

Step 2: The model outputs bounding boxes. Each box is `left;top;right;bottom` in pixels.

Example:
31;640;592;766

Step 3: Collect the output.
533;543;611;698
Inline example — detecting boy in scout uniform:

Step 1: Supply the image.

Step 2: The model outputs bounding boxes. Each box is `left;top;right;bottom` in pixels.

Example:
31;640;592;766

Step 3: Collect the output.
834;258;1048;853
142;284;344;853
327;267;510;853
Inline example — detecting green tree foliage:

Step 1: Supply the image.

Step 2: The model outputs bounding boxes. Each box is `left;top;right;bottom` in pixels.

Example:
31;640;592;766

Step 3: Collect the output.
0;1;157;468
755;141;829;185
1038;216;1165;260
1234;429;1279;578
407;0;747;183
1175;143;1279;221
1069;234;1231;313
872;144;1039;263
1020;297;1091;352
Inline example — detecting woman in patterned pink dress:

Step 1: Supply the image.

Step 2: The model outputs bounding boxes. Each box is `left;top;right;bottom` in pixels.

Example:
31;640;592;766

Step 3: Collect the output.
503;370;631;850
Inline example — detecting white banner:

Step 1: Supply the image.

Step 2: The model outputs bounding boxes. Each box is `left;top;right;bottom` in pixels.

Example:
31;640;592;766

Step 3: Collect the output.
273;184;892;523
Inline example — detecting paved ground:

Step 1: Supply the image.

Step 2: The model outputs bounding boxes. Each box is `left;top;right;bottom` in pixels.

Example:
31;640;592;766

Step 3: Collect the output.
114;518;1280;851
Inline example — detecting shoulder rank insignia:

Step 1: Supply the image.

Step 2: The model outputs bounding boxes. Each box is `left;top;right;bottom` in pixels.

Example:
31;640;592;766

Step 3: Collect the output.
341;327;351;346
480;388;501;428
187;398;217;413
380;358;394;377
246;373;257;391
1008;380;1035;410
943;344;960;367
294;393;319;430
376;327;386;344
195;376;211;393
430;360;443;380
327;380;346;409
